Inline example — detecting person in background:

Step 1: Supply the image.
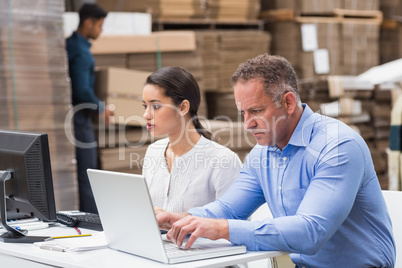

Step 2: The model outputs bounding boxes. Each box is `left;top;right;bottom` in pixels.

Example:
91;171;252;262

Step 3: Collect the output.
66;3;112;213
156;54;396;268
142;66;242;213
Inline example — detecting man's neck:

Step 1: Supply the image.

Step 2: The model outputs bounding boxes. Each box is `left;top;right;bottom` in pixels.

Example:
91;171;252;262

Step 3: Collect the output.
76;27;88;39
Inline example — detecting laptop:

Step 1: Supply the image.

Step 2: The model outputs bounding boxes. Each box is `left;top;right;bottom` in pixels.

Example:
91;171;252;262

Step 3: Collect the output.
86;169;247;264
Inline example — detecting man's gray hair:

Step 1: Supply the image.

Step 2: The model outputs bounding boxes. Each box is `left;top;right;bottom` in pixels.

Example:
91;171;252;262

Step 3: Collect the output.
231;54;301;108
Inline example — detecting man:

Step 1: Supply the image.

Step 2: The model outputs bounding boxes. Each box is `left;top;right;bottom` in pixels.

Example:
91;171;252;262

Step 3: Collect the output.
66;3;112;213
157;54;396;267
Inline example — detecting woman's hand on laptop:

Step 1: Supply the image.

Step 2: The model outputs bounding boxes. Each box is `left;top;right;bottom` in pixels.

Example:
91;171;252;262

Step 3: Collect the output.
167;216;230;250
156;211;190;231
154;206;166;215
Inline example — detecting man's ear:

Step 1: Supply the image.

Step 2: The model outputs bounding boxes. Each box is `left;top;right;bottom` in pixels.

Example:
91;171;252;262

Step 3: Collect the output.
179;100;190;116
83;18;94;29
283;92;297;115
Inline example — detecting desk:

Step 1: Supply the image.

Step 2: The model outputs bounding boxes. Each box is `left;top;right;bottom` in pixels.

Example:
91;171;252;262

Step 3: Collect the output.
0;225;287;268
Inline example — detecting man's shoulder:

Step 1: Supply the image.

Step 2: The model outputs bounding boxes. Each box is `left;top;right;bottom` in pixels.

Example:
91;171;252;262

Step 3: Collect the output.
66;33;90;54
65;33;77;46
308;113;367;152
66;36;80;54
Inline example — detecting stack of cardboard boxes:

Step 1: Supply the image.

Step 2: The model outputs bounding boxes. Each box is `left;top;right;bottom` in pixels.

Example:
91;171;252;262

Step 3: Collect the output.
270;14;380;79
95;0;260;21
379;0;402;64
90;31;212;174
202;31;270;120
148;0;205;20
0;0;77;210
300;73;399;189
380;0;402;18
266;0;382;79
270;19;341;79
206;0;260;20
264;0;402;189
91;31;207;118
274;0;379;13
93;0;153;13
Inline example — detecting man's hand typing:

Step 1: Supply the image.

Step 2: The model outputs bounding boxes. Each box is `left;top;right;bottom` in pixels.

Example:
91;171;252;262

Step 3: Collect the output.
166;216;230;249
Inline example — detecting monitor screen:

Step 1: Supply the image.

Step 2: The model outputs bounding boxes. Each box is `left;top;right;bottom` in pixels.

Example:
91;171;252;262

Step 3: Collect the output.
0;130;56;243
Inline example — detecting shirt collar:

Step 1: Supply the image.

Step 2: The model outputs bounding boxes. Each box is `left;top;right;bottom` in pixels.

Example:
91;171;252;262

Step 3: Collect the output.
73;31;91;48
267;103;315;152
287;103;315;147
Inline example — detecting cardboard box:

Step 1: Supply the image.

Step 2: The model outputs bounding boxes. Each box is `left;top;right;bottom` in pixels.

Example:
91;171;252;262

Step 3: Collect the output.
320;97;362;117
95;0;150;12
91;31;197;55
95;67;151;126
95;67;150;97
344;0;379;10
107;96;147;127
63;12;152;38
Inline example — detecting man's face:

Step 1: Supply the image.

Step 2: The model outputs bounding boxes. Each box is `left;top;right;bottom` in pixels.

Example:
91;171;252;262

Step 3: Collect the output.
87;17;104;40
234;79;291;148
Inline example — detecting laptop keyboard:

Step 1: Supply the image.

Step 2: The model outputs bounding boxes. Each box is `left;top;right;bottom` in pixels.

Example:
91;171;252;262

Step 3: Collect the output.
163;240;203;256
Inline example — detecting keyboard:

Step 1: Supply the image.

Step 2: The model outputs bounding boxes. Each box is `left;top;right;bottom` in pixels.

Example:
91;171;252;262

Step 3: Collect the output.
56;210;168;234
163;240;203;257
74;213;103;231
56;211;103;231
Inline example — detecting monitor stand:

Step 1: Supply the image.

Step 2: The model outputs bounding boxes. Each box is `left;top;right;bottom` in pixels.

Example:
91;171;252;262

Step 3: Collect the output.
0;170;52;243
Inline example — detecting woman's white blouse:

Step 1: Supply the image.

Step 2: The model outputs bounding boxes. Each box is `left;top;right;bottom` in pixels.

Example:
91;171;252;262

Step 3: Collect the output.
142;136;242;212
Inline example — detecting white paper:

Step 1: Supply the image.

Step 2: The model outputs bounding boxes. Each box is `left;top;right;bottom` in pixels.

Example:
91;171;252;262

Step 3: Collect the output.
35;232;108;252
301;24;318;51
313;49;330;74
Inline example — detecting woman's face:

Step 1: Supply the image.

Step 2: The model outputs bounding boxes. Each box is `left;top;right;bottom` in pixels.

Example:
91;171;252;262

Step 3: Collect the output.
142;84;183;137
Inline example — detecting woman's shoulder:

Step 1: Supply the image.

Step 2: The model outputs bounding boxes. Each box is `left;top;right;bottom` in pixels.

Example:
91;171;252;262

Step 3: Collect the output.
147;138;169;151
198;136;239;158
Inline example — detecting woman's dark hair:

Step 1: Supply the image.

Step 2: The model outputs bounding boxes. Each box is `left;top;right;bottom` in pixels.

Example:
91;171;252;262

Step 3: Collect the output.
145;66;212;140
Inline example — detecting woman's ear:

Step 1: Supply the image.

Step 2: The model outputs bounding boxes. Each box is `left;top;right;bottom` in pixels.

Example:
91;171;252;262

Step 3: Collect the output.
179;100;190;116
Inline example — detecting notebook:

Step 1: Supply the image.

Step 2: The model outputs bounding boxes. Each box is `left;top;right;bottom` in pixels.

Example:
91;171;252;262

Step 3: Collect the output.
86;169;247;264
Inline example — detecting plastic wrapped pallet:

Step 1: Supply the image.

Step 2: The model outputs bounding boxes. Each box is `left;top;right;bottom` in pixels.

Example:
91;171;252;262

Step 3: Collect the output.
0;0;78;210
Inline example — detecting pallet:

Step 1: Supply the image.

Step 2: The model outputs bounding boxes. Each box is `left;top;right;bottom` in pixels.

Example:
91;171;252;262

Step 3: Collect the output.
259;9;294;22
332;8;383;24
381;19;399;30
262;8;383;24
153;19;265;31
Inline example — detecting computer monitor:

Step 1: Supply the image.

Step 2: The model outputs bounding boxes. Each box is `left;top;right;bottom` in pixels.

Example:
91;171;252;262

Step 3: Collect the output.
0;130;56;243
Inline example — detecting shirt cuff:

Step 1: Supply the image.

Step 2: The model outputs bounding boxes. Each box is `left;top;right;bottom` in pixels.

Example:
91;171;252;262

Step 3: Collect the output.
98;101;105;113
187;207;207;217
228;219;256;250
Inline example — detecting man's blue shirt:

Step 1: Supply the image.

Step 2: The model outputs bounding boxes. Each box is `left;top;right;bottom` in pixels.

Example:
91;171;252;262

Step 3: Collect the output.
66;31;103;111
189;104;395;268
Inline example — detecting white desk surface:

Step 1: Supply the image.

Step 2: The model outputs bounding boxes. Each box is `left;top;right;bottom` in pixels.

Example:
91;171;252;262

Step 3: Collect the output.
0;224;287;268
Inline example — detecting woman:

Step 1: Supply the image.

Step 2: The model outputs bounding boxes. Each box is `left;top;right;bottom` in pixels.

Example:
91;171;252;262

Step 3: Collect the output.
142;66;242;212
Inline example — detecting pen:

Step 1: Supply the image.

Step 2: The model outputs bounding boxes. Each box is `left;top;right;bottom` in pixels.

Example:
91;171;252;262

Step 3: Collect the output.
74;227;82;235
51;234;92;239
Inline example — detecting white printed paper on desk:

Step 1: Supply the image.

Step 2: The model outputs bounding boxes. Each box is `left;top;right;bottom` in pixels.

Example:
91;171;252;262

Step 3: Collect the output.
34;232;108;252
